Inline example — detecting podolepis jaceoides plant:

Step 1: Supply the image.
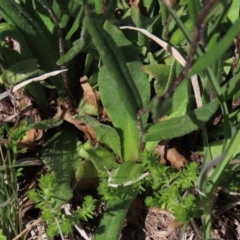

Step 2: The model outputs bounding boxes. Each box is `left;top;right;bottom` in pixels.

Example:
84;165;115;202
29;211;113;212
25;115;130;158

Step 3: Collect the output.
1;0;240;239
76;1;222;239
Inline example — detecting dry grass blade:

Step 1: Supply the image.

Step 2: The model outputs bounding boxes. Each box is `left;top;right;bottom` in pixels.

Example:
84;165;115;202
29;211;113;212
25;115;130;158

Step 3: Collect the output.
119;26;202;108
0;69;68;101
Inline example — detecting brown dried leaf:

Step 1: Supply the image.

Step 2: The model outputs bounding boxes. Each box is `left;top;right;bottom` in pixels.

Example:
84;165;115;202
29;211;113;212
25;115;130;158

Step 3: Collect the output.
56;103;97;142
80;76;102;116
21;108;43;144
129;0;139;7
166;148;187;170
166;0;176;8
154;115;168;122
21;128;43;144
155;144;187;169
73;177;99;192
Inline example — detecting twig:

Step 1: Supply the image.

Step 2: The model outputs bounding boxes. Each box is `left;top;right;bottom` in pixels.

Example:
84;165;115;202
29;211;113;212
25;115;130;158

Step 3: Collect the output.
106;166;150;188
232;33;240;71
163;0;219;100
137;109;146;152
40;2;72;107
0;69;67;101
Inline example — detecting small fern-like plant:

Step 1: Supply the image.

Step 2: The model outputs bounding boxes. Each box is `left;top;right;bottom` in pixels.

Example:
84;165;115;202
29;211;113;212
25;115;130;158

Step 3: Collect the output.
142;151;201;222
28;174;96;238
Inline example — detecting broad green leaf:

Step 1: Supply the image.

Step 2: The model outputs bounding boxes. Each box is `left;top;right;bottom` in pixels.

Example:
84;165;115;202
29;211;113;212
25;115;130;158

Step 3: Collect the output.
228;0;240;23
143;59;179;97
189;18;240;76
159;0;168;26
94;161;143;240
89;20;149;161
103;22;150;120
144;100;219;142
75;160;98;182
1;59;43;86
0;58;47;105
98;66;139;161
0;44;22;67
110;161;144;185
84;10;143;112
0;23;32;58
0;0;64;96
81;142;119;171
82;116;121;157
41;130;81;202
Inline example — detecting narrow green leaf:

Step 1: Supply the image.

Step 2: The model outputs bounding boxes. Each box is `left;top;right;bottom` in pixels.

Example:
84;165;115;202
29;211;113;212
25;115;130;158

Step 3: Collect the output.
221;71;240;101
186;0;201;23
159;0;192;44
189;18;240;76
206;126;240;195
204;0;231;23
102;0;117;22
94;0;102;14
144;100;219;142
169;18;194;45
65;5;84;41
169;78;191;118
131;6;148;47
41;130;81;202
57;36;94;65
29;119;63;130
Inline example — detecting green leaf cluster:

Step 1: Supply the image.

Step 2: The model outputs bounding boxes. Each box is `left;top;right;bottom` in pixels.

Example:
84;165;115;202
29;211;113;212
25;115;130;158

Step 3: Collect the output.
28;173;96;238
142;152;200;222
1;0;240;238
